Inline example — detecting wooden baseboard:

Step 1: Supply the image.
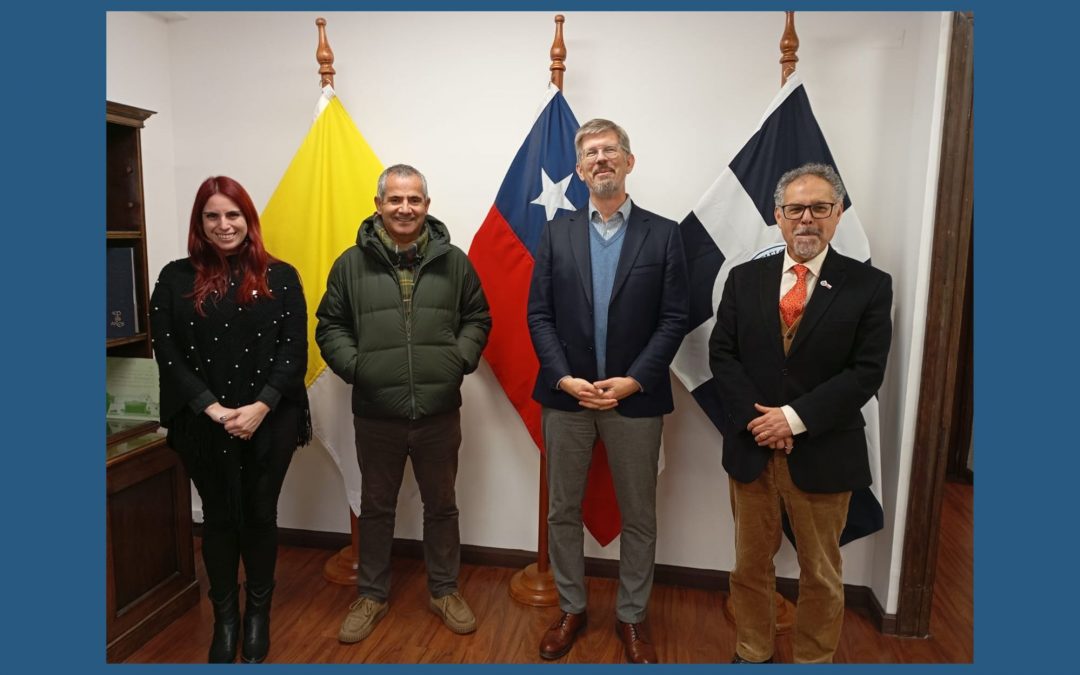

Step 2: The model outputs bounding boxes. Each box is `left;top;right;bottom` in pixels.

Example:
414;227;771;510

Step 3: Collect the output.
195;524;899;634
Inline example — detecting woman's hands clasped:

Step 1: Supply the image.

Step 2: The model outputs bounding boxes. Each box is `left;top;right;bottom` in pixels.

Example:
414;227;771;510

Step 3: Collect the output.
204;401;271;441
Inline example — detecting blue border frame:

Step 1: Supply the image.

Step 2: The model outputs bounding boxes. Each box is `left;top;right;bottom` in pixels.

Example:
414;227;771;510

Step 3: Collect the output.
13;1;1059;672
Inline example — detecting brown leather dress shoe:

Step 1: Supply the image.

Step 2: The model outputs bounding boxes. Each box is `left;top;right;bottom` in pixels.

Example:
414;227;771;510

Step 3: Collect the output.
616;620;658;664
539;611;587;660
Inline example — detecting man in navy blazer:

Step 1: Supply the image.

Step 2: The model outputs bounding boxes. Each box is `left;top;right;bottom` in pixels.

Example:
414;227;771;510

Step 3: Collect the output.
709;163;892;664
527;119;688;664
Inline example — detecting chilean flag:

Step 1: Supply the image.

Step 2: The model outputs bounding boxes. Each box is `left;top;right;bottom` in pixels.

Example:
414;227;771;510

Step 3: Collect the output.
469;84;623;546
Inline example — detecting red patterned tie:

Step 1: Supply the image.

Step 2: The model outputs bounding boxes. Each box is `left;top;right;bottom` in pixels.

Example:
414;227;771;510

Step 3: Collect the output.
780;264;809;328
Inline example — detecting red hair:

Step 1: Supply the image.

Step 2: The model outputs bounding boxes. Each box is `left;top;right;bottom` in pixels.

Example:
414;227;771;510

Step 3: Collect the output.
186;176;277;315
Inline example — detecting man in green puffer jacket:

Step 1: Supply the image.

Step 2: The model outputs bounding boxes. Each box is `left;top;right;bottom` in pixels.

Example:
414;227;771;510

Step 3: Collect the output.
315;164;491;644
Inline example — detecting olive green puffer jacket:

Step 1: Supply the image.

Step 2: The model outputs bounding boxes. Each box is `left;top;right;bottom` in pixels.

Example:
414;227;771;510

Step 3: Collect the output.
315;214;490;420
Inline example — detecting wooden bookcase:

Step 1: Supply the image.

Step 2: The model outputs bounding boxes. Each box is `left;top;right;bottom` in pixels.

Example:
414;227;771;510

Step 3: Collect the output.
105;101;200;661
106;101;155;358
106;426;199;662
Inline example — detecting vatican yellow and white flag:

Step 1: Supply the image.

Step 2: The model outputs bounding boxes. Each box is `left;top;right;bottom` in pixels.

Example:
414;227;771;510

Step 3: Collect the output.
261;85;383;515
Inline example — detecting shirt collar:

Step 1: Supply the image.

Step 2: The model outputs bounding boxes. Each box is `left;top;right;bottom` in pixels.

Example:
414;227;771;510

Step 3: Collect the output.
783;244;829;279
588;195;633;224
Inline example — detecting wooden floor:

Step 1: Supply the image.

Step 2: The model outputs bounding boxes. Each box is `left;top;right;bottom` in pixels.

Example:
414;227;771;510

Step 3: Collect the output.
123;481;972;664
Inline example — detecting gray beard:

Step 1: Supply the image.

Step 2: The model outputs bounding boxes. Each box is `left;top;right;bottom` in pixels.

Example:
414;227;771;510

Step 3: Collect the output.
792;236;823;260
590;177;618;198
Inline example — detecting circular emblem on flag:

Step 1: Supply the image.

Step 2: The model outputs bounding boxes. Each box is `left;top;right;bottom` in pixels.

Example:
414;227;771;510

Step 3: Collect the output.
752;244;786;260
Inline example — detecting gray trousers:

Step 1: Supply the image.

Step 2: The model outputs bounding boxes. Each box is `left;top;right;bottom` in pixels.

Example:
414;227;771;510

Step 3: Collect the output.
542;406;663;623
353;411;461;602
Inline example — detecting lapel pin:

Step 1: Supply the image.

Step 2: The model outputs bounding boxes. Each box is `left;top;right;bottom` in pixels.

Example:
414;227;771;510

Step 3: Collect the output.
820;280;833;290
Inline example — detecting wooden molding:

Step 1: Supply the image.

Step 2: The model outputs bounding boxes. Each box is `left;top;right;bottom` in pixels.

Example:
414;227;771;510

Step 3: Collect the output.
895;11;974;638
106;100;155;127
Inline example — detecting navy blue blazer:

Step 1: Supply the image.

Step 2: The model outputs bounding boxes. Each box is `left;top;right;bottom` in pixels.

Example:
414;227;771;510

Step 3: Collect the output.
527;205;689;417
709;247;892;493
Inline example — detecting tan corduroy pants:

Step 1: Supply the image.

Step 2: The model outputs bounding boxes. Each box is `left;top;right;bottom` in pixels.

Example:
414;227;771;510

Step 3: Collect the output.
728;450;851;663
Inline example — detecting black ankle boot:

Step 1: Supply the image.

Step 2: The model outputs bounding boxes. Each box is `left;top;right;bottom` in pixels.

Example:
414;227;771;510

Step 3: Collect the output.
241;581;275;663
208;586;241;663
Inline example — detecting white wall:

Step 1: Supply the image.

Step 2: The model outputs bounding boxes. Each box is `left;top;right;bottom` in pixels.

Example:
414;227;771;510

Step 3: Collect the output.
105;10;948;614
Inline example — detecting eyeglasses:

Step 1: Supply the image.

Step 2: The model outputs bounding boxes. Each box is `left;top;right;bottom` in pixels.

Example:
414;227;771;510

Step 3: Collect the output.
779;202;837;220
203;210;244;223
582;145;622;162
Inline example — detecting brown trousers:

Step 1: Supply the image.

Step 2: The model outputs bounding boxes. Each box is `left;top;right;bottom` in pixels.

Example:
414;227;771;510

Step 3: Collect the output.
729;450;851;663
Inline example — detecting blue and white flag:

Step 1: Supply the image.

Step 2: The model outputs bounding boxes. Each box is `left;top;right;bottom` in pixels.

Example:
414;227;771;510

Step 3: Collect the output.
670;71;884;545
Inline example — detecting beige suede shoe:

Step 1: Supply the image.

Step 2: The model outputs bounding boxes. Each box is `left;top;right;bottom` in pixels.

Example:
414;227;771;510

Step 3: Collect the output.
428;591;477;634
338;597;389;644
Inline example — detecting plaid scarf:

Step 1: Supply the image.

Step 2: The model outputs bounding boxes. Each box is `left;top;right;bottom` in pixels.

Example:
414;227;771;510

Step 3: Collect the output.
375;220;430;321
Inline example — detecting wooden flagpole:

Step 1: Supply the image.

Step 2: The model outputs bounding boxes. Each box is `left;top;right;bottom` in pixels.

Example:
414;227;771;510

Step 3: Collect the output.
507;14;567;607
779;11;799;86
312;16;361;587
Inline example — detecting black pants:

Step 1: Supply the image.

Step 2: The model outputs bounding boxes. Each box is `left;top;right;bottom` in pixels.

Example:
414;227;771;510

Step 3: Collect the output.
175;403;298;596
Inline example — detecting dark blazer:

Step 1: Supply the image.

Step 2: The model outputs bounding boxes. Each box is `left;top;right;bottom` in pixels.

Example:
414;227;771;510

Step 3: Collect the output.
709;247;892;493
527;205;689;418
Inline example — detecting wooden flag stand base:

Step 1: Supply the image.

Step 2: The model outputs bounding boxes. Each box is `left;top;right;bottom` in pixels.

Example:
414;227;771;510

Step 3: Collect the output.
509;562;558;606
723;592;796;634
323;511;360;586
510;450;559;607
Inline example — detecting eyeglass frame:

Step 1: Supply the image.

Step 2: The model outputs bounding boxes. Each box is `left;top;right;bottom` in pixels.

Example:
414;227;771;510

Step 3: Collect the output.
778;202;838;220
580;145;624;162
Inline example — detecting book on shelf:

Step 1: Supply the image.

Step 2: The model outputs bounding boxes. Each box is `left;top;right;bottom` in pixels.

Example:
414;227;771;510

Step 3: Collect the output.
107;246;138;338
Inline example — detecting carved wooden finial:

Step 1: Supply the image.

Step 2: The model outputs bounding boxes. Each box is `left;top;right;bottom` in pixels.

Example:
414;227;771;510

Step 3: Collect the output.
550;14;566;90
780;11;800;85
316;17;336;89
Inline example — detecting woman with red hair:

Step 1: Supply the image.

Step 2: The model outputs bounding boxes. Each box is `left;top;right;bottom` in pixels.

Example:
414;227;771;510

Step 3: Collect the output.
150;176;310;663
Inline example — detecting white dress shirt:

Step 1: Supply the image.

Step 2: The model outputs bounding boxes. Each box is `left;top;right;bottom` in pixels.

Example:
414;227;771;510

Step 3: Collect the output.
779;246;830;436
